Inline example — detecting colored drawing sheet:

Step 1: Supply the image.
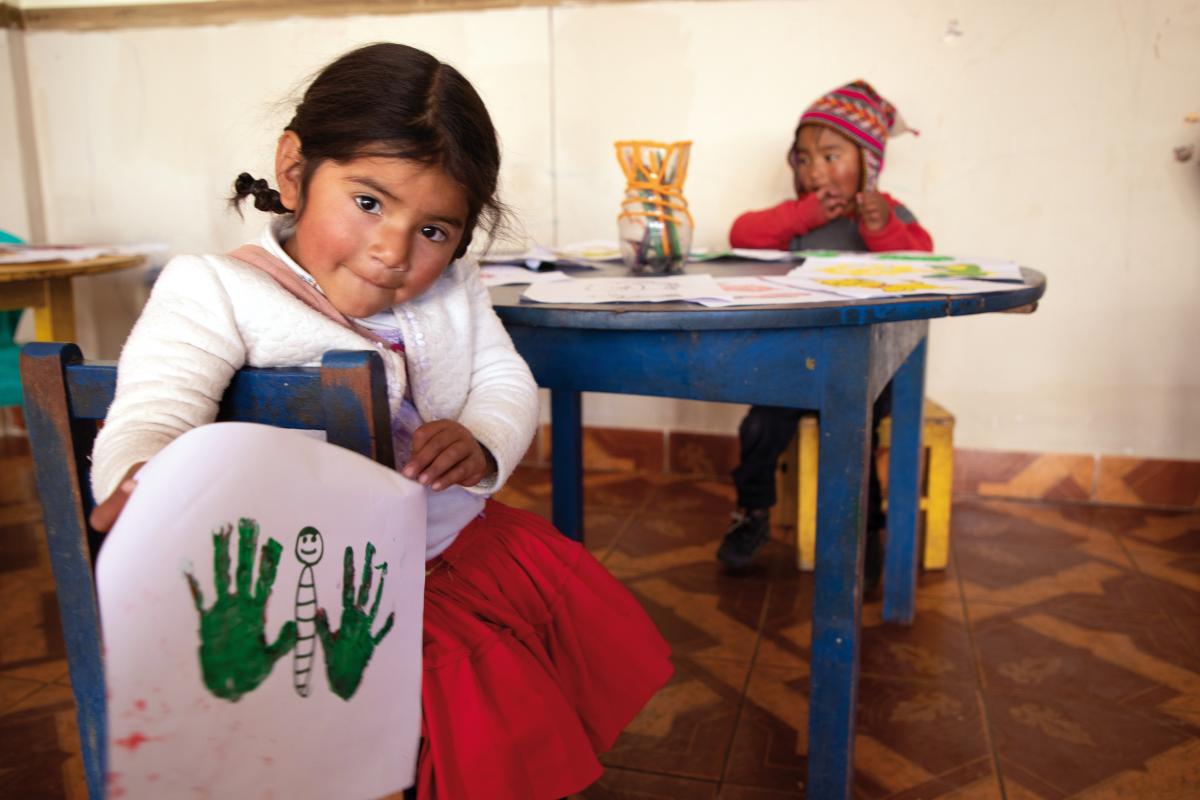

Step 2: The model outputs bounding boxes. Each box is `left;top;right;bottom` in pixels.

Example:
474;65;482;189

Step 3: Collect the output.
522;273;734;306
707;276;845;306
480;265;568;287
793;252;1025;282
98;422;425;800
776;273;1021;299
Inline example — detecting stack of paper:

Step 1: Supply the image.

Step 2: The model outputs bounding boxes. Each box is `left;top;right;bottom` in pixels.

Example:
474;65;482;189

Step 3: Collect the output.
0;242;167;265
785;253;1024;299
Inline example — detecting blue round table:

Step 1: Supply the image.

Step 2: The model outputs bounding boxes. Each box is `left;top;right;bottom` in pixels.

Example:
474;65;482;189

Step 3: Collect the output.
491;261;1046;799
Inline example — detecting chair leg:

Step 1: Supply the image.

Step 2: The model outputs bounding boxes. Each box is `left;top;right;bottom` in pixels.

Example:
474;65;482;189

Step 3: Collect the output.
796;414;819;571
922;424;953;569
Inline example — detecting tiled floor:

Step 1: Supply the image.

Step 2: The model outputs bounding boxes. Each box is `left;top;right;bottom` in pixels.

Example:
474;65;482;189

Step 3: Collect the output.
2;443;1198;798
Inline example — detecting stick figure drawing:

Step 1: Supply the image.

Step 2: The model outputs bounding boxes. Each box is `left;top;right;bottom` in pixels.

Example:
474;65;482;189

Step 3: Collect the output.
293;526;325;697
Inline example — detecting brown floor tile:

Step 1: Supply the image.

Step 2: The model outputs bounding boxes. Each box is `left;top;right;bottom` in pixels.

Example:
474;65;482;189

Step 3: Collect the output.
986;689;1198;798
0;687;85;800
0;519;49;576
667;431;739;478
621;560;767;663
1095;456;1200;509
724;663;995;799
0;675;44;713
605;509;729;578
644;476;737;517
954;526;1163;613
571;767;718;798
580;427;665;473
585;472;662;512
601;657;749;782
717;785;804;799
954;450;1094;503
1081;506;1200;557
970;599;1200;713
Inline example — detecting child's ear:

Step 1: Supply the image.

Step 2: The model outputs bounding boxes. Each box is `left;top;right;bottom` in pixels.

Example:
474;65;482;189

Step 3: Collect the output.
275;131;305;212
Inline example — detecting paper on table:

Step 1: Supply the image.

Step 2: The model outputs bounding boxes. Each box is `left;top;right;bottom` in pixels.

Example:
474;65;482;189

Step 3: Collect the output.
480;241;618;270
0;242;167;265
98;422;424;800
522;273;734;305
480;265;568;287
705;276;844;306
777;273;1022;299
793;252;1024;282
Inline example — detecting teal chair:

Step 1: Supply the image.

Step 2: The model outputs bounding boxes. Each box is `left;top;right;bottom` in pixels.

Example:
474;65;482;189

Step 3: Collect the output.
0;229;24;408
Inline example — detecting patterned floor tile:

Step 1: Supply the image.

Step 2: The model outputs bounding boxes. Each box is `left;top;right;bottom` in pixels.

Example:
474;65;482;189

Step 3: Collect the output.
953;450;1094;503
621;561;767;663
986;689;1199;798
0;682;85;800
0;675;44;714
604;510;729;578
600;657;749;782
571;767;718;799
643;477;738;518
971;599;1200;715
723;663;996;798
717;785;807;799
954;529;1161;613
668;431;740;479
1094;456;1200;509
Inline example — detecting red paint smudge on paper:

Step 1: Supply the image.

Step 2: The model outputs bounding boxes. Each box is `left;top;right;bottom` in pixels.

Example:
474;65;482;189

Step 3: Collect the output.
147;773;160;782
115;732;155;751
133;699;147;712
262;756;274;766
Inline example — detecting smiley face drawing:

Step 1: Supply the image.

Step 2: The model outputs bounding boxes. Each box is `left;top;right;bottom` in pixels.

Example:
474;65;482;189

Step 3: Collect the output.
293;526;324;697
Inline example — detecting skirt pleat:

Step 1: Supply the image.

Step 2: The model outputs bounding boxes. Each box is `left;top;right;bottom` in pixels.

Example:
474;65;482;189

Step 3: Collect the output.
417;500;672;799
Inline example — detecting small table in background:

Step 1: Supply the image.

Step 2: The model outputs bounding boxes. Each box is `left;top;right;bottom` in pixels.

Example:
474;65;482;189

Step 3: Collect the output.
490;260;1046;800
0;255;146;342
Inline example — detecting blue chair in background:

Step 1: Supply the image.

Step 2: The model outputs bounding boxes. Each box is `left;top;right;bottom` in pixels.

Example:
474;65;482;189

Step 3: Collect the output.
20;342;395;799
1;229;26;410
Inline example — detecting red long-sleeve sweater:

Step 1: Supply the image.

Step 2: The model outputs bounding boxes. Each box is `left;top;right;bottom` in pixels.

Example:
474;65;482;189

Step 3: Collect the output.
728;192;934;252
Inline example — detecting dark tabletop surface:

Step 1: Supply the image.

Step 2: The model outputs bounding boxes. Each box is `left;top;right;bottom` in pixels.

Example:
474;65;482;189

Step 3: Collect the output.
487;259;1046;331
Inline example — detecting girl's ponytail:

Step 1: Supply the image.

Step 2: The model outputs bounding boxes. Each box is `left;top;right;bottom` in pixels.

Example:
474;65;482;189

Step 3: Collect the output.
229;172;290;216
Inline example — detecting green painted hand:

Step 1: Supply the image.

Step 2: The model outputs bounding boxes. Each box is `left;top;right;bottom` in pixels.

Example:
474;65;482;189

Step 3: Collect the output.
185;518;297;702
315;542;395;700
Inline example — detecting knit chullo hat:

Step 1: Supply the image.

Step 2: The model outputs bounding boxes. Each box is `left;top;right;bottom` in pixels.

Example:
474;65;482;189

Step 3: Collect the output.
788;80;914;191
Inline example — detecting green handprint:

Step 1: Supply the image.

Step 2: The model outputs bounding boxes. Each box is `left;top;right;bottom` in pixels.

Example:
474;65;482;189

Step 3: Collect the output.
315;542;395;700
185;518;297;702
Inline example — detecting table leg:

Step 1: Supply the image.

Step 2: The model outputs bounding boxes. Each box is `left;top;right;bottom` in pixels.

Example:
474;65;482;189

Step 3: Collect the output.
33;277;76;342
807;331;873;800
550;390;584;542
882;337;927;624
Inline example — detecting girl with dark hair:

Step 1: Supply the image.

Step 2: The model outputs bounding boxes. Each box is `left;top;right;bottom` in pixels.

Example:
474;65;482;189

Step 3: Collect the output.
88;42;671;799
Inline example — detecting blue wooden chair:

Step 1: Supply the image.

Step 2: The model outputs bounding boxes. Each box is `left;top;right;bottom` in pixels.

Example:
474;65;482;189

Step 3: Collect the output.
1;229;26;411
20;342;396;800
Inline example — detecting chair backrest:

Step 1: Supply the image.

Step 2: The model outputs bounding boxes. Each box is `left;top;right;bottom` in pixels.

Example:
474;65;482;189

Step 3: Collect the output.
19;341;395;800
0;230;24;407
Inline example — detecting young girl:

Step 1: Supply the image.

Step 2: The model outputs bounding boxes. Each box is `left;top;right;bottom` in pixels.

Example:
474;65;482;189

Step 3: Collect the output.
89;42;672;799
720;81;934;575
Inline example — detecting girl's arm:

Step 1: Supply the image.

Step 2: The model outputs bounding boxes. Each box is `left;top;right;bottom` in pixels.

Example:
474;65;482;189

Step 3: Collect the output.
859;195;934;252
453;264;539;494
91;256;246;504
729;194;829;250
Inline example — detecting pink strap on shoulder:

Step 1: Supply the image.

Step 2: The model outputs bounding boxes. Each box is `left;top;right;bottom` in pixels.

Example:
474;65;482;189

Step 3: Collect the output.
227;244;391;347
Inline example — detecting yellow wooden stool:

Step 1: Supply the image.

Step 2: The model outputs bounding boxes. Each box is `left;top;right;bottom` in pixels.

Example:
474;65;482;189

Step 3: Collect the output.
775;398;955;571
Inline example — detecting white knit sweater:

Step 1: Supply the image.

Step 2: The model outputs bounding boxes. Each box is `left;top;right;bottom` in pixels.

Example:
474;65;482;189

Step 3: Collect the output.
91;225;539;542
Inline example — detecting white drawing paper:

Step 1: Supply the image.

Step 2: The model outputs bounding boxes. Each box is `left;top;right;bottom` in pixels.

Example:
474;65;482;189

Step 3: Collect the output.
98;422;425;800
521;273;734;306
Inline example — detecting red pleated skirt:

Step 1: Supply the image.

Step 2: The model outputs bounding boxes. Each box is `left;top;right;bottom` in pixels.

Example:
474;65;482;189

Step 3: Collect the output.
416;500;672;799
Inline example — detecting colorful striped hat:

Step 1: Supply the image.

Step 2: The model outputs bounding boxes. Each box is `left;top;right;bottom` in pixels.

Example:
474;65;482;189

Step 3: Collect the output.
789;80;914;190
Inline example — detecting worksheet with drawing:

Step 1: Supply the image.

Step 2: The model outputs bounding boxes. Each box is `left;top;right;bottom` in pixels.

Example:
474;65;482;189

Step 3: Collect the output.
97;422;425;800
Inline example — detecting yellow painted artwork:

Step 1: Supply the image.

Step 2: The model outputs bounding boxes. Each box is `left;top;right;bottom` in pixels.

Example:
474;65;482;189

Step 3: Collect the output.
816;278;945;293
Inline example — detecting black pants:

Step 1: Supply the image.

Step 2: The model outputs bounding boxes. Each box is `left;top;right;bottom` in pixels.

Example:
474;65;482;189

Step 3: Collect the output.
731;393;891;531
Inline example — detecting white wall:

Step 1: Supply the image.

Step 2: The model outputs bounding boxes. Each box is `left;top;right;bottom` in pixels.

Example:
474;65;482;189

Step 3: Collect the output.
7;0;1200;457
0;29;32;241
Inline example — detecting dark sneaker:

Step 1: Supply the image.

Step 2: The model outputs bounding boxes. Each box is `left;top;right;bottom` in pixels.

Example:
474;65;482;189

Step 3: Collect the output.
717;509;771;570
